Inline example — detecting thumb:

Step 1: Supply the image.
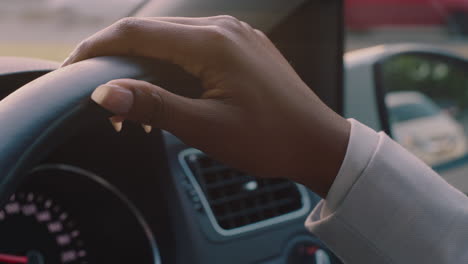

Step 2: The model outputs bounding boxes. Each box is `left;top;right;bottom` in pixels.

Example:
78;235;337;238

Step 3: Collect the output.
91;78;205;132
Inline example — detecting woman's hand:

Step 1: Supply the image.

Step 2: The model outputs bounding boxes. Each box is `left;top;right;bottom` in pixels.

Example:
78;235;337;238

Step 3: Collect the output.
62;16;350;197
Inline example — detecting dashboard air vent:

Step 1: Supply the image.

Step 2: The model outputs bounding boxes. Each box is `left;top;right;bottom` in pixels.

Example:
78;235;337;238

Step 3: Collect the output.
182;150;307;231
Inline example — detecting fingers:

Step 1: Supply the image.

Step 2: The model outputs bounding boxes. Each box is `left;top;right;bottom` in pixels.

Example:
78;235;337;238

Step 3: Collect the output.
62;18;193;65
91;84;134;115
61;16;265;74
156;16;263;41
91;78;216;134
61;18;222;77
154;16;276;59
154;15;249;29
151;16;222;26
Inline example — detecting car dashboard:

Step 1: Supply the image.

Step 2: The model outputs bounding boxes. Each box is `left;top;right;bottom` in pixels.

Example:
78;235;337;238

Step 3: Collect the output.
0;57;341;264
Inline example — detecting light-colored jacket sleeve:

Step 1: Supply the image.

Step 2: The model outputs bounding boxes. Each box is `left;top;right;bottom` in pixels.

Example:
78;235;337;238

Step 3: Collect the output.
305;119;468;264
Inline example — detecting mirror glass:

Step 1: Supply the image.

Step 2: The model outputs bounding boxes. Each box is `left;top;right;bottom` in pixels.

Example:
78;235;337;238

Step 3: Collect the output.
379;54;468;173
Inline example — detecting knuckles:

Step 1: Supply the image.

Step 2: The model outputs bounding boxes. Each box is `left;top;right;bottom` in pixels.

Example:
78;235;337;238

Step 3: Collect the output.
203;26;231;43
77;15;258;58
214;15;244;32
200;16;251;48
113;16;251;44
254;28;267;39
113;17;143;36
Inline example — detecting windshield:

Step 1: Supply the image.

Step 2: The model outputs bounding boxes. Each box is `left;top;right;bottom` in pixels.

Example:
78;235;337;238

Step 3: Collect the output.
0;0;146;61
389;102;440;123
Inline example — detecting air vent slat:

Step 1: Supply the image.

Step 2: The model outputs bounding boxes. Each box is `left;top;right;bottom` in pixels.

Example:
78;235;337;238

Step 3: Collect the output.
216;198;295;221
209;182;296;206
205;174;253;189
183;151;304;230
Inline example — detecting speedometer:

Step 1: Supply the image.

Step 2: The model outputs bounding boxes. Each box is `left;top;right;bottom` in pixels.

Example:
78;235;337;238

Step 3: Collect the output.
0;164;161;264
0;192;88;264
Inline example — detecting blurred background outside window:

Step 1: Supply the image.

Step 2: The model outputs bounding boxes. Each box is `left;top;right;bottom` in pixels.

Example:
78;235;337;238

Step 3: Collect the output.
346;0;468;54
5;0;468;63
0;0;144;61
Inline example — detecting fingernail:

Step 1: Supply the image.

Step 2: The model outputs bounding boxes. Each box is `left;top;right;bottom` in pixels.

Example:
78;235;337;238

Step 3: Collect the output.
110;120;123;132
142;124;152;134
91;84;133;115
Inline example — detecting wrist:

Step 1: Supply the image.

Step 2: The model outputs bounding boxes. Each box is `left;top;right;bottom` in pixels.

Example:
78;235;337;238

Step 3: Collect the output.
291;113;351;198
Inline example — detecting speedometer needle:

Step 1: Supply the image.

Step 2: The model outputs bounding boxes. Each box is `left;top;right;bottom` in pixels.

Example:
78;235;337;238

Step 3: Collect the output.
0;254;28;264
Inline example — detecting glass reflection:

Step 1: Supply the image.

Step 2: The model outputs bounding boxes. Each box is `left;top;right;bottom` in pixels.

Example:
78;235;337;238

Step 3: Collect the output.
381;54;468;167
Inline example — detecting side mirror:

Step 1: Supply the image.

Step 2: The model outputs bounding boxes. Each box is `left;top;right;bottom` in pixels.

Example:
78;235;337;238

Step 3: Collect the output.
345;45;468;179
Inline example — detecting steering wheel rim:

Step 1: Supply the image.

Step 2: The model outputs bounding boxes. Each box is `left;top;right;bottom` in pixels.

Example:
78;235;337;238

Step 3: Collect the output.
0;56;172;206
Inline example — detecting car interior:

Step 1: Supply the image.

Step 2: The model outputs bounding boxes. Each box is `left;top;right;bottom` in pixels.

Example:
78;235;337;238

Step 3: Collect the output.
0;0;345;263
4;0;468;263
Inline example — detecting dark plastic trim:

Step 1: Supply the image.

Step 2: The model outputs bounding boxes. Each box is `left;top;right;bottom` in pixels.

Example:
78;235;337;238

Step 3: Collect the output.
0;56;169;205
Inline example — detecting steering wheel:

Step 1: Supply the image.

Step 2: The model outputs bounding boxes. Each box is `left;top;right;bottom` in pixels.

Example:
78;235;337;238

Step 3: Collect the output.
0;56;199;207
